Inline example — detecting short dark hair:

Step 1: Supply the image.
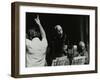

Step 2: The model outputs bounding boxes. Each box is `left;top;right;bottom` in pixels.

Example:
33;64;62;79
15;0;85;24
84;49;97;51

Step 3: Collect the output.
27;27;41;40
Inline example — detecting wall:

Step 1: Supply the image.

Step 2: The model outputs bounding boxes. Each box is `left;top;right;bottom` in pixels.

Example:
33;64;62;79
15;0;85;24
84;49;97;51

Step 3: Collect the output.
0;0;100;80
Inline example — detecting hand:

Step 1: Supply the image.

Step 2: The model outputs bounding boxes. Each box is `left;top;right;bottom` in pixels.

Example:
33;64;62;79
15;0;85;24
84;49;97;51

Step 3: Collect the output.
34;15;41;25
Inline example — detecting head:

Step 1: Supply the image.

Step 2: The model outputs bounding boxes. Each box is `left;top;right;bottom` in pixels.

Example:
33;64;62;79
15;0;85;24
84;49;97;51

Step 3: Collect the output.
63;45;68;51
79;41;85;50
73;45;78;52
27;28;40;40
54;25;63;36
62;44;68;55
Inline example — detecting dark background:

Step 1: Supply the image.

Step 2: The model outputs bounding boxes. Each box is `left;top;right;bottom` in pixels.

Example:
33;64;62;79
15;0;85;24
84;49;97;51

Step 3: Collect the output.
26;12;89;46
26;12;89;66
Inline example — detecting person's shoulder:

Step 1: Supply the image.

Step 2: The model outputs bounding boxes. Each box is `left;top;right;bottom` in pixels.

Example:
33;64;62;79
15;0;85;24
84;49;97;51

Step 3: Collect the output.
32;37;40;42
26;38;32;46
31;37;41;45
42;37;47;42
26;38;31;43
41;38;48;45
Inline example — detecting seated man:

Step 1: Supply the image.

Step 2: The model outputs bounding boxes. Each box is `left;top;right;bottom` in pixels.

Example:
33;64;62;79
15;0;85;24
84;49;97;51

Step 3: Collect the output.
78;41;89;64
73;45;79;57
63;44;68;56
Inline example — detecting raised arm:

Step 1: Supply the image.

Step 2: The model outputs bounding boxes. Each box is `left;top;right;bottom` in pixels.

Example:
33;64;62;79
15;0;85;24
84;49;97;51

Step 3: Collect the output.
34;15;46;39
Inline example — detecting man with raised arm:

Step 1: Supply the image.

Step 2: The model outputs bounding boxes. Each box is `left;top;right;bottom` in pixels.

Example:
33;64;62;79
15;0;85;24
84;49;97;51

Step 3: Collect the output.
26;15;48;67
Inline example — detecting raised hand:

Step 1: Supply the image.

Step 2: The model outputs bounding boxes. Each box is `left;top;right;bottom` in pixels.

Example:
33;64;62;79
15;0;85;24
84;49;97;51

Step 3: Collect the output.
34;15;46;39
34;15;41;25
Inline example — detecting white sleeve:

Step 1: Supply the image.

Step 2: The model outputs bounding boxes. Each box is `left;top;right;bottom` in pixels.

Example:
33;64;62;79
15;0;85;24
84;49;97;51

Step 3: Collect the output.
41;38;48;48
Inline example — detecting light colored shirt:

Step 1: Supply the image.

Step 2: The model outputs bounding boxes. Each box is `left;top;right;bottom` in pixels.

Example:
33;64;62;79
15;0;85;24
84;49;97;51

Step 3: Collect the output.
26;37;48;67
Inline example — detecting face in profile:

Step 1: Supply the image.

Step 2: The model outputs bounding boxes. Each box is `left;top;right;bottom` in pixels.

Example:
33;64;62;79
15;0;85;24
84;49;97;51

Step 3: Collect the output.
55;25;63;36
63;45;67;51
73;45;77;51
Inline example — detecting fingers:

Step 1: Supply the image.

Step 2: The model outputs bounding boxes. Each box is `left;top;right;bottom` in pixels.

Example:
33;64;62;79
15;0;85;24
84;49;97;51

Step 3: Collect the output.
37;15;39;19
34;18;37;22
35;15;39;21
34;15;41;25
